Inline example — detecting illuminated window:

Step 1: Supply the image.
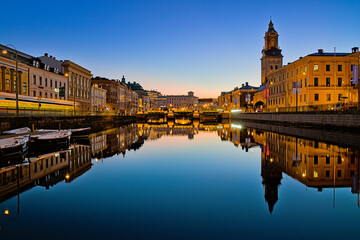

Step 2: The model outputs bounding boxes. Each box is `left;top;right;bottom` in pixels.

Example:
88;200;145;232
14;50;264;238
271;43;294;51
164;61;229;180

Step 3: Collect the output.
313;171;318;178
326;94;331;101
23;82;27;93
305;65;307;72
314;64;319;71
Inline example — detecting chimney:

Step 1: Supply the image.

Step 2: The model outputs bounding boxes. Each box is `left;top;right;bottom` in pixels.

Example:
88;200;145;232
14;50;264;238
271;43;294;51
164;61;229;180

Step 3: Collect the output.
50;55;53;59
44;53;48;57
318;49;324;54
246;82;248;86
352;47;359;53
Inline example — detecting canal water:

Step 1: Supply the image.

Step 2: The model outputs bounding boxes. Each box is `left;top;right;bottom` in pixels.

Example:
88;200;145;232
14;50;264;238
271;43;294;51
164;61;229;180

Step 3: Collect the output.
1;121;360;239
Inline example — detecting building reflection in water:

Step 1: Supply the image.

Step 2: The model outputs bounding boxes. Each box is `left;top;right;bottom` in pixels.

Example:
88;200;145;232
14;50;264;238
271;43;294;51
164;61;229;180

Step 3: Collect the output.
0;144;92;205
218;123;360;212
2;122;359;215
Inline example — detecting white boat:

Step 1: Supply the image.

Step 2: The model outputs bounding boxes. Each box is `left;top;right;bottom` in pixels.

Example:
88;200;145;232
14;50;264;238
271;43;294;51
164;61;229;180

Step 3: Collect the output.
0;135;29;160
30;130;72;148
36;127;91;136
2;127;31;135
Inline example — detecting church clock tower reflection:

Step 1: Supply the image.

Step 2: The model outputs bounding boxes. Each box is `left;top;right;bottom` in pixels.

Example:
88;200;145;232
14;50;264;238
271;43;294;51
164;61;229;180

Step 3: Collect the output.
261;154;282;214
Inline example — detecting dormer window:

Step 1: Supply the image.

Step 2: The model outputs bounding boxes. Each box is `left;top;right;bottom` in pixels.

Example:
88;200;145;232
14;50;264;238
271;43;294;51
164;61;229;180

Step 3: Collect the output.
36;61;39;68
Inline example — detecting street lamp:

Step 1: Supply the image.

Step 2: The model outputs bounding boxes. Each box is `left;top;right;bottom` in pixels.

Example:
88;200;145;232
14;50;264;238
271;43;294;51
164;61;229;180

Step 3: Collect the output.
2;44;19;116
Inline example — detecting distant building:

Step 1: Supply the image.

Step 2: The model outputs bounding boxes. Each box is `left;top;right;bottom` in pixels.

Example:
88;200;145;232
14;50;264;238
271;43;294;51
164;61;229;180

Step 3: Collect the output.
92;76;138;115
146;90;162;108
154;96;167;108
91;83;107;113
218;82;258;112
125;76;149;111
160;91;199;109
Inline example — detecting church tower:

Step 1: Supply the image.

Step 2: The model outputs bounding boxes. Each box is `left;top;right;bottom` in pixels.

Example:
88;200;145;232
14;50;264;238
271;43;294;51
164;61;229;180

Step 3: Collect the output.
261;20;283;85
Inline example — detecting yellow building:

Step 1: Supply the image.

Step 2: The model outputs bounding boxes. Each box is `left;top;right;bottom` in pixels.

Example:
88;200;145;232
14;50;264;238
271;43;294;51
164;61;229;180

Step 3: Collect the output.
260;21;360;112
0;45;30;96
266;49;359;112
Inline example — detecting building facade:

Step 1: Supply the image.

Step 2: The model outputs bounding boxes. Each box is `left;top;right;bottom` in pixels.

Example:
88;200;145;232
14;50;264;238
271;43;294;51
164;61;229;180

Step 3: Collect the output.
63;60;92;112
91;84;107;113
29;58;67;100
0;44;30;96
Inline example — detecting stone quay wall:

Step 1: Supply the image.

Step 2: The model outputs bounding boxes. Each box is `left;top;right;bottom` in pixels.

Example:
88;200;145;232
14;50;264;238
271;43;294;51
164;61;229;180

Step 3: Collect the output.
231;112;360;129
0;116;136;132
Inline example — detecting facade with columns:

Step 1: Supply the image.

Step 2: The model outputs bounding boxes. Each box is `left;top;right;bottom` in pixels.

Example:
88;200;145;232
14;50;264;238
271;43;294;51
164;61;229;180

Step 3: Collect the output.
0;44;30;96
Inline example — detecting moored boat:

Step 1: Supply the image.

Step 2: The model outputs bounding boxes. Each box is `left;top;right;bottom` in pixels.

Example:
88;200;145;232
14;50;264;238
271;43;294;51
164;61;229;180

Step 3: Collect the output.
2;127;31;135
30;130;71;149
0;135;29;161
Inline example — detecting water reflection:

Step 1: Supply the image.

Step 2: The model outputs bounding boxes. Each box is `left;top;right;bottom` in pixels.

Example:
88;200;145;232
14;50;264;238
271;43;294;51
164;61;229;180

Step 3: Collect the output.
218;123;360;211
0;144;91;204
1;121;360;220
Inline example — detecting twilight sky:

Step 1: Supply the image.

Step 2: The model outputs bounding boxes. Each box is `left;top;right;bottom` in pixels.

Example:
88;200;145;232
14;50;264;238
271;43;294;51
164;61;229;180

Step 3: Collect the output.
1;0;359;98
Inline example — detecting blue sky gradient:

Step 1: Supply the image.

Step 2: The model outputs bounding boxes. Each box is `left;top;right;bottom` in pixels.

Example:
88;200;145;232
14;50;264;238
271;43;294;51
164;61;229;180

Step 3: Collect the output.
1;0;359;97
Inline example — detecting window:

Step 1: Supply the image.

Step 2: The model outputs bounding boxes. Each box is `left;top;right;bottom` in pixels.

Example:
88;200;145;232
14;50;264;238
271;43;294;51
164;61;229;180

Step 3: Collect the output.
326;65;330;71
305;78;307;87
39;91;42;97
23;82;27;93
337;156;342;164
338;77;342;87
5;69;9;74
337;170;342;177
351;170;355;176
33;91;36;97
45;92;48;98
305;65;307;72
338;65;342;71
55;81;57;88
326;155;330;164
45;78;48;86
314;156;318;164
326;94;331;101
50;93;53;98
314;77;318;86
351;155;355;164
300;95;302;102
275;65;278;70
314;93;319;101
39;77;42;85
33;75;36;84
326;77;330;86
270;66;273;70
314;64;319;71
50;79;53;87
304;94;306;102
338;94;342;101
326;170;330;177
313;171;318;178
